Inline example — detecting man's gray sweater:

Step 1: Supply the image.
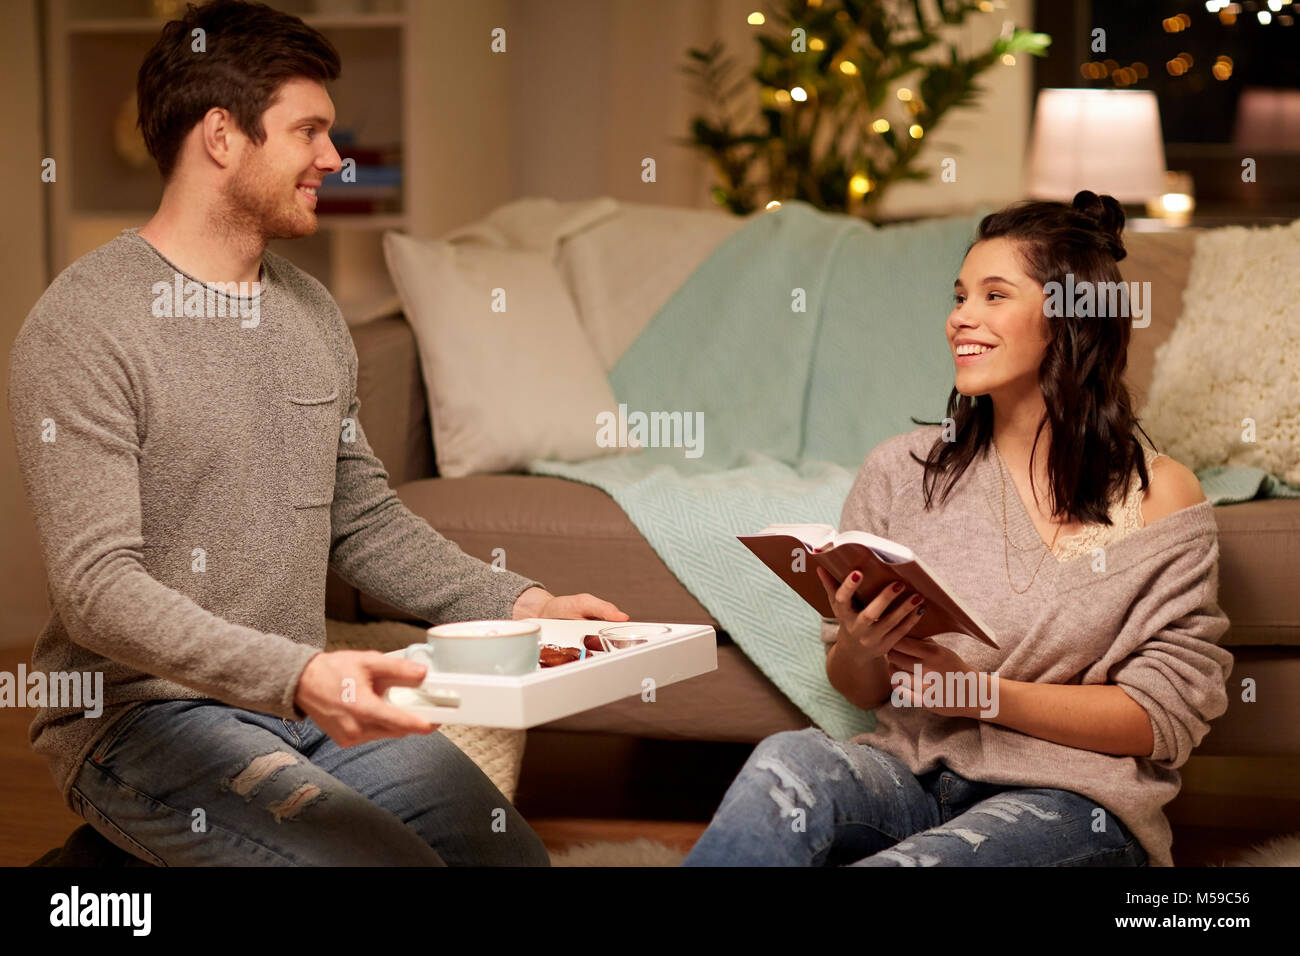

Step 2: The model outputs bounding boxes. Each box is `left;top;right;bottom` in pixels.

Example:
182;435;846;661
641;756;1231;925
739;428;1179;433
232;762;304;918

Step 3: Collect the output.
7;228;543;805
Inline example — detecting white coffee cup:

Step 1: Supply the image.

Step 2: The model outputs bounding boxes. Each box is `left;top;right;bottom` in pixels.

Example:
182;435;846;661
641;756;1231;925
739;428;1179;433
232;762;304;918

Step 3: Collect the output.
424;620;540;675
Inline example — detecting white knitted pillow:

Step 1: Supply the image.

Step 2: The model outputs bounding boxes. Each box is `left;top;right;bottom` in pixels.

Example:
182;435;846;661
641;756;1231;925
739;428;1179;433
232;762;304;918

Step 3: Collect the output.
1140;218;1300;485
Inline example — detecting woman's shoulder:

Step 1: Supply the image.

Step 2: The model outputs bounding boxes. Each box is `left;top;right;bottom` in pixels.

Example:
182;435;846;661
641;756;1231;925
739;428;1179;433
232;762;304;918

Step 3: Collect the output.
842;426;943;532
860;424;944;475
1140;453;1207;527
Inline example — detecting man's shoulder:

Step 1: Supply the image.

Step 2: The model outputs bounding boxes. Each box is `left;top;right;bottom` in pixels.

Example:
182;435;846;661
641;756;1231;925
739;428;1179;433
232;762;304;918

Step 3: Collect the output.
263;247;349;343
17;233;148;345
264;247;338;310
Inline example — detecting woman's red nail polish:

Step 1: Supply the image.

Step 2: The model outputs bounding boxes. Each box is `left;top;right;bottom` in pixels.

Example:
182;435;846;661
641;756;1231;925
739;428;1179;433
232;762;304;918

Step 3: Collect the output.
910;594;923;605
851;572;861;582
893;581;905;593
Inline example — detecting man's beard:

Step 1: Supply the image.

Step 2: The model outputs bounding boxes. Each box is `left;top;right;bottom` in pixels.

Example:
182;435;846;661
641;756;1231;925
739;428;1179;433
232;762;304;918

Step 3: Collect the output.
218;153;316;246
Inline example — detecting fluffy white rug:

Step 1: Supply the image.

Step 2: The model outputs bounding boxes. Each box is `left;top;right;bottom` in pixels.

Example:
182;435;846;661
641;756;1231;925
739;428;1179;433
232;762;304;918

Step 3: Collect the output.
549;838;687;867
1220;831;1300;867
1142;218;1300;484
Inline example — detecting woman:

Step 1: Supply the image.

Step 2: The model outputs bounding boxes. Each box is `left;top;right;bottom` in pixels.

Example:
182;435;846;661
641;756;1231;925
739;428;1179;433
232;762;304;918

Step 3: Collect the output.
683;191;1234;867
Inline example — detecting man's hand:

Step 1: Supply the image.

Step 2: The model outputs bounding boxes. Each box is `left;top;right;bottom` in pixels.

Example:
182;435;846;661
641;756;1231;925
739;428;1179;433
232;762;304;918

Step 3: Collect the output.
511;586;629;622
293;650;439;747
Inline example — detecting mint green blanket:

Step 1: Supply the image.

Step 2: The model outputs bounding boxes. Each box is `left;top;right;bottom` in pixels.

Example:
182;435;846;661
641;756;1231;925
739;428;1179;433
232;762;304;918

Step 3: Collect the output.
530;201;1296;738
1195;466;1300;504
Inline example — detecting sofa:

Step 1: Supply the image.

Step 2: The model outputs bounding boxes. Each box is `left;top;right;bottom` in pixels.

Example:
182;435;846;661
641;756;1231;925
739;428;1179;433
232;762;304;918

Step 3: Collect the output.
325;213;1300;777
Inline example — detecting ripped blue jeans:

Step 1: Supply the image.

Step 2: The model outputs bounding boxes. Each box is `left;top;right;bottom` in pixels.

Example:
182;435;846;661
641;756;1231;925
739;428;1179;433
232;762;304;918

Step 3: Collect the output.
683;728;1148;867
68;698;551;866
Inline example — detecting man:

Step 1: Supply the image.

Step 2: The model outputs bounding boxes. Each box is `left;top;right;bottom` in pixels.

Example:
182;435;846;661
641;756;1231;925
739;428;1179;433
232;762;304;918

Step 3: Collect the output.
8;0;626;866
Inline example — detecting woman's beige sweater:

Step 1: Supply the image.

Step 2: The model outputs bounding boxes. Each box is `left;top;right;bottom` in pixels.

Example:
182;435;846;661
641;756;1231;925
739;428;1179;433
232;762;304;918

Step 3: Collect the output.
820;425;1234;867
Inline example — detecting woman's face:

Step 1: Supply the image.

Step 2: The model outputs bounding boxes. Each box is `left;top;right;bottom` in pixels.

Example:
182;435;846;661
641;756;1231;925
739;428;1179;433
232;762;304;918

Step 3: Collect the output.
947;237;1050;399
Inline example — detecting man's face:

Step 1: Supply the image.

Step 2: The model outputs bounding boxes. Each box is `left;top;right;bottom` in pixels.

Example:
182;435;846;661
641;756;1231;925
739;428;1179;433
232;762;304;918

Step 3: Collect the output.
223;77;341;241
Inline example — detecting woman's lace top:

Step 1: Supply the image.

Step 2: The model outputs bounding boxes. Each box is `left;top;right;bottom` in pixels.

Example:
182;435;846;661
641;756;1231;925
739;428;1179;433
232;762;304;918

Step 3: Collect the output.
1051;445;1164;562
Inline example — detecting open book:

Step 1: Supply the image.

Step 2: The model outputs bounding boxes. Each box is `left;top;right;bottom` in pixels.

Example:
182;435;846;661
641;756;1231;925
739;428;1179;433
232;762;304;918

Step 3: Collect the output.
737;523;999;649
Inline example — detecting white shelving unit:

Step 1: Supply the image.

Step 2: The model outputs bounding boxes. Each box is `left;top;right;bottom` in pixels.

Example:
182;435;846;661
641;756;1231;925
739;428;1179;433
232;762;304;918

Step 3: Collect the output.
43;0;411;323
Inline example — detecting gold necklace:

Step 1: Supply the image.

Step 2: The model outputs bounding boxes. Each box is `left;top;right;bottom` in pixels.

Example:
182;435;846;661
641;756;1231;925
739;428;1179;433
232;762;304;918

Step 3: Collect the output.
993;441;1061;594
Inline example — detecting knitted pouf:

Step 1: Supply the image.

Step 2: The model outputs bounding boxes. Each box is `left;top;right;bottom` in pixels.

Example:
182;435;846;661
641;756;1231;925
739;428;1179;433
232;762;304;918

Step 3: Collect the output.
324;618;526;803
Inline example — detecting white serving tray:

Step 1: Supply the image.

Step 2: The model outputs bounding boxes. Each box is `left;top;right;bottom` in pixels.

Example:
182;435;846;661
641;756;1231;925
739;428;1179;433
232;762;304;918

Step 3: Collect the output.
383;619;717;728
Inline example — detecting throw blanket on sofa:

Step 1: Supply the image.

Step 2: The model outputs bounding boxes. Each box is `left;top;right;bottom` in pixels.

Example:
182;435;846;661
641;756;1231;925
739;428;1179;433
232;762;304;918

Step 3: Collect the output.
530;202;989;739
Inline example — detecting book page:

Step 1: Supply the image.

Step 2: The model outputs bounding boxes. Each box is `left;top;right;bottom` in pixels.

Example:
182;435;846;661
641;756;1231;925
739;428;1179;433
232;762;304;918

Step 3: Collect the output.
755;523;837;551
830;529;915;563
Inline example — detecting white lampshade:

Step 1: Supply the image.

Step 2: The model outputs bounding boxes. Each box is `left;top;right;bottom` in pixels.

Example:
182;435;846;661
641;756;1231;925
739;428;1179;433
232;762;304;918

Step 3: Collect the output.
1025;89;1168;203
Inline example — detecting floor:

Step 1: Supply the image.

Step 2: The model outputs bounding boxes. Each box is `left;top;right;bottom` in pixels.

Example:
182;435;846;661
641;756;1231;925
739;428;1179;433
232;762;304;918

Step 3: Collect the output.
0;643;1289;867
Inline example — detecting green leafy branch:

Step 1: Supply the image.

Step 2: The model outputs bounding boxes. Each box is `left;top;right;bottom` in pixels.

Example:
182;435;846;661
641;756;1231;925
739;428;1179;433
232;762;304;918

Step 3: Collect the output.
681;0;1050;221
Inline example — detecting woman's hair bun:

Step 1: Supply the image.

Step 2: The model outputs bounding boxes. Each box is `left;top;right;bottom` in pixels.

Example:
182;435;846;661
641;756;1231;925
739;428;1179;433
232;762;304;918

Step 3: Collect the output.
1072;190;1127;262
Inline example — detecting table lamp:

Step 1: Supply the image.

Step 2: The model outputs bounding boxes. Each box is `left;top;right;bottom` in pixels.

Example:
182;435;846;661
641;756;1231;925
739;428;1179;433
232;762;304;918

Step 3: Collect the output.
1024;89;1168;204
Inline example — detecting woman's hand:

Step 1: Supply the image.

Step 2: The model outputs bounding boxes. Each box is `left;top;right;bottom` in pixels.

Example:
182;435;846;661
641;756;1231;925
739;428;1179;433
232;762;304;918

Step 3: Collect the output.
816;566;926;664
885;636;984;719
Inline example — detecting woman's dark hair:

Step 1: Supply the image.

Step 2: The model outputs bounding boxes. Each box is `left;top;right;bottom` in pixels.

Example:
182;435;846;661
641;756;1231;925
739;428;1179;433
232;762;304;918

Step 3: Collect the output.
137;0;341;181
909;189;1157;526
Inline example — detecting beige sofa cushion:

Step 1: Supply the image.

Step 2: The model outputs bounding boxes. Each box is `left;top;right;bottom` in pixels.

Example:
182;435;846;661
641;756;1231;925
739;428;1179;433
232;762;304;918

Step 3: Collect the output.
383;232;619;477
360;475;720;628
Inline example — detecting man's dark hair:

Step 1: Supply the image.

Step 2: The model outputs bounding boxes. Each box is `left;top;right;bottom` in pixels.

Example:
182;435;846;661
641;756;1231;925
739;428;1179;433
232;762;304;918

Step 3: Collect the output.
137;0;341;181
